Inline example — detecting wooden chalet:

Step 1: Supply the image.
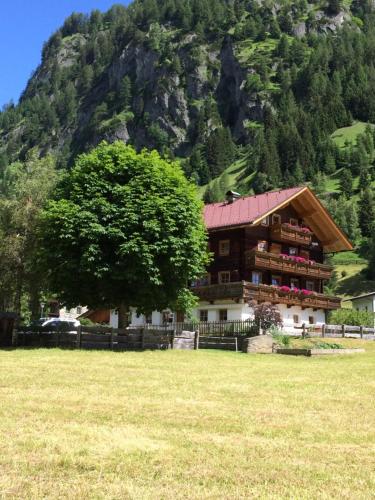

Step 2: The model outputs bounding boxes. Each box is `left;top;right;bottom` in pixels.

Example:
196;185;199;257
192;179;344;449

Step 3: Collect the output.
190;186;353;330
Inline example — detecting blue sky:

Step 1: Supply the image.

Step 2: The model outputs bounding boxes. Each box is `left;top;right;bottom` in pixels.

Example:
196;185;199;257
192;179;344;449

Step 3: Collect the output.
0;0;129;107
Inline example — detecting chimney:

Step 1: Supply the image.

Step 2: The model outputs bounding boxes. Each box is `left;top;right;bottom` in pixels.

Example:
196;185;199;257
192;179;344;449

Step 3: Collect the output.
226;190;241;204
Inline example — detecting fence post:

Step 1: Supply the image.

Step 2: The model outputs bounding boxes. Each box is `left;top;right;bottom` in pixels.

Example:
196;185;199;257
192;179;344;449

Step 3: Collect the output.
76;325;82;349
342;324;345;338
170;329;175;350
12;325;18;348
235;337;238;353
360;325;364;339
110;328;115;350
322;324;326;338
194;329;200;350
302;323;306;339
141;328;145;350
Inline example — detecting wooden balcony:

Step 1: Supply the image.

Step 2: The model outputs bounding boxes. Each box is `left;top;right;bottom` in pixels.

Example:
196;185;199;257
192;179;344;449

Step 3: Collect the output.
246;249;333;280
271;223;312;246
191;282;248;302
191;281;341;310
246;283;341;310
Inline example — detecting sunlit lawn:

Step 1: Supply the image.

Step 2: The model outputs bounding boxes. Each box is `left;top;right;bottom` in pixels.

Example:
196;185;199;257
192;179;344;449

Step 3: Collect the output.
0;340;374;499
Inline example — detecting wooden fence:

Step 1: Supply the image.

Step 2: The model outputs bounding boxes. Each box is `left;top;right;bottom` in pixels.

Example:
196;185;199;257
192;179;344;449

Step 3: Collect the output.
298;323;375;340
16;326;198;351
14;320;375;353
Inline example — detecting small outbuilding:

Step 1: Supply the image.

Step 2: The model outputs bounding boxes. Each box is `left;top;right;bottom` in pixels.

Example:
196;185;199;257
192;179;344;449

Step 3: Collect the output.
344;293;375;326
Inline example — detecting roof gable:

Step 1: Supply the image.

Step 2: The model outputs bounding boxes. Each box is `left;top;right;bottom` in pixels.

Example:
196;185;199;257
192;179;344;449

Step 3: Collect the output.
203;186;353;253
204;187;303;230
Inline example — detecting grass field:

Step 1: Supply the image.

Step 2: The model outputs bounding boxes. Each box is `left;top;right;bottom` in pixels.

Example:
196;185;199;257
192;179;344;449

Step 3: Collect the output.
331;121;373;149
1;344;374;499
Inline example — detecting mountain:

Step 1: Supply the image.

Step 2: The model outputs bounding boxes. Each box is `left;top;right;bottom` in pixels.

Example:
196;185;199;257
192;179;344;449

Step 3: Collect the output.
1;0;375;199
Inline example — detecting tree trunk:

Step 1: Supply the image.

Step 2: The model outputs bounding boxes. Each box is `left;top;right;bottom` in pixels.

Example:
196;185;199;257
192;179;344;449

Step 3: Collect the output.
118;303;129;329
29;284;41;320
14;267;23;315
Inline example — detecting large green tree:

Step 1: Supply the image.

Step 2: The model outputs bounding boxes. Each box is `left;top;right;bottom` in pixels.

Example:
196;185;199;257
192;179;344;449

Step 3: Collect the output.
40;142;209;326
0;151;57;315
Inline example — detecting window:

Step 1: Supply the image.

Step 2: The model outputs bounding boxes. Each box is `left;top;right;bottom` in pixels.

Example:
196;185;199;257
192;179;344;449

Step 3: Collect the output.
272;275;282;286
300;250;310;260
257;240;268;252
290;278;299;290
252;271;262;285
270;243;282;255
272;213;281;225
219;309;228;321
192;273;211;287
290;218;298;226
76;306;82;315
162;311;173;324
261;216;269;226
219;240;230;256
309;316;315;325
219;271;231;284
293;315;299;324
200;310;208;322
289;247;298;256
306;281;315;291
145;313;152;324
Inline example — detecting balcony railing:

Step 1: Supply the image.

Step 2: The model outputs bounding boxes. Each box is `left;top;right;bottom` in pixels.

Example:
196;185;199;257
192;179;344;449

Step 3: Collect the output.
270;223;312;246
191;281;341;310
246;249;333;280
246;283;341;310
191;281;248;302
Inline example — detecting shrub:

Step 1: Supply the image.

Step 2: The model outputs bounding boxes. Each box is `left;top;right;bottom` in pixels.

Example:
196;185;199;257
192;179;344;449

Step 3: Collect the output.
250;301;283;333
328;308;375;327
270;328;291;347
314;342;343;350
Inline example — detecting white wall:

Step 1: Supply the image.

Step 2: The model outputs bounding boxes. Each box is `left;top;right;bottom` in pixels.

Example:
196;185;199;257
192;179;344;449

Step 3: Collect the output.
59;306;88;321
110;302;327;334
352;297;375;326
352;297;375;314
278;304;326;333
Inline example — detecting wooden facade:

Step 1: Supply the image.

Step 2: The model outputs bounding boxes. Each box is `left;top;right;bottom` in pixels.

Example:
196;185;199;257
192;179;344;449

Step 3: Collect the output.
193;200;342;311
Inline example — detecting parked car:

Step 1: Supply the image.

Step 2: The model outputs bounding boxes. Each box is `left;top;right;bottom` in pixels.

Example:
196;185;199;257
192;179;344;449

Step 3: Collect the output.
28;317;80;332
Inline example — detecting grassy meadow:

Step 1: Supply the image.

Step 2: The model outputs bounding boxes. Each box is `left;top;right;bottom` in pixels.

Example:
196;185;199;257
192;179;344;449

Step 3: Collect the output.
0;343;374;499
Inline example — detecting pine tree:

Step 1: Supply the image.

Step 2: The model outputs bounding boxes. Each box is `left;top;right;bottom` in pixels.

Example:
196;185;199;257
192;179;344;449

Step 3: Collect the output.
340;169;353;198
118;76;132;110
358;166;370;193
292;161;304;185
358;188;375;238
366;232;375;279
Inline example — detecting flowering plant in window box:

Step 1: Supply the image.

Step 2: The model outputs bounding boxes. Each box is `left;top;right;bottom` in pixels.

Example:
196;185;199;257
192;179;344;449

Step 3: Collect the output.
283;223;313;234
278;285;291;294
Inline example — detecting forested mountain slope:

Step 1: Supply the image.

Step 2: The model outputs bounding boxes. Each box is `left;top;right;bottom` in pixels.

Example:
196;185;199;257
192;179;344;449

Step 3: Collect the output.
1;0;375;192
1;0;375;314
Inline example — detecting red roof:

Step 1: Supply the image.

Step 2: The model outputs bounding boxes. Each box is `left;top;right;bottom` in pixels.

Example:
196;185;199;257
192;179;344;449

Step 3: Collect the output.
204;187;305;230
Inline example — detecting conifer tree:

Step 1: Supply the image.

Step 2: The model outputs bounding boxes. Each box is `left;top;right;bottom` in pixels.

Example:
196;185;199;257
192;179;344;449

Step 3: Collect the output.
340;169;353;198
358;188;375;238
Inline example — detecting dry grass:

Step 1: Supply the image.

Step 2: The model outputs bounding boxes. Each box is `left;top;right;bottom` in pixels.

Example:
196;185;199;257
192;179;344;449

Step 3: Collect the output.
0;342;375;499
